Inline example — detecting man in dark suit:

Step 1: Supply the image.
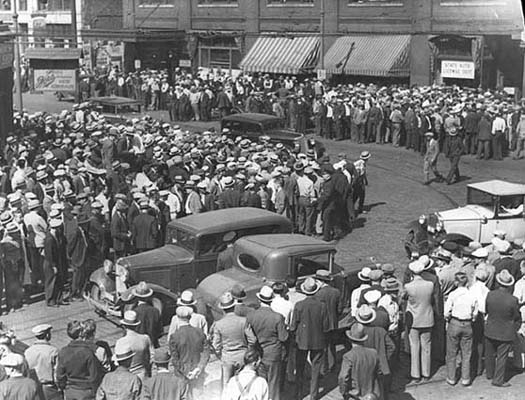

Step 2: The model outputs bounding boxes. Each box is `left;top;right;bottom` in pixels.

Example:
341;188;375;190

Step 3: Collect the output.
484;269;520;387
217;177;241;209
111;200;130;258
246;286;288;400
291;277;329;400
43;218;69;307
314;270;343;374
133;281;162;348
492;240;520;281
132;200;159;253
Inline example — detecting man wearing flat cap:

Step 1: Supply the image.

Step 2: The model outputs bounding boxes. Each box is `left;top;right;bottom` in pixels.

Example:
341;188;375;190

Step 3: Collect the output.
25;324;60;400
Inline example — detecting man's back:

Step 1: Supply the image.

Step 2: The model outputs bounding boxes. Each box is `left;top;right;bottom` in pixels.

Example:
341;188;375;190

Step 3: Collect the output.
315;285;341;331
96;366;142;400
485;288;520;342
134;303;162;348
246;307;288;362
339;345;380;398
143;371;188;400
116;331;151;376
57;340;103;391
24;341;58;384
292;296;329;350
0;376;38;400
169;324;207;376
211;313;248;363
405;278;435;328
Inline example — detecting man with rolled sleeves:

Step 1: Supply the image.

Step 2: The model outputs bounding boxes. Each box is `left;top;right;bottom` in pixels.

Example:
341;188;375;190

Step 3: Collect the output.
24;324;60;400
291;278;330;400
246;286;288;400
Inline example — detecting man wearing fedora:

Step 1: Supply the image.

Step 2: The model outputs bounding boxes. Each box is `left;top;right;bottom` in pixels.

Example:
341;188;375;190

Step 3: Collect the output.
96;343;142;400
115;310;153;379
404;260;434;383
23;199;47;287
484;269;520;387
25;324;60;400
217;177;241;209
290;277;329;400
338;323;381;399
168;305;210;399
131;200;159;254
314;269;343;374
168;290;208;341
211;292;254;396
443;124;465;185
142;349;188;400
43;218;68;308
110;200;131;258
132;282;162;349
246;286;288;400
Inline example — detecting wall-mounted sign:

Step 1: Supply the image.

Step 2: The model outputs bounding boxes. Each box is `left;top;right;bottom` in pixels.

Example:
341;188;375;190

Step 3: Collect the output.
441;60;475;80
179;59;191;68
0;43;13;70
34;69;76;92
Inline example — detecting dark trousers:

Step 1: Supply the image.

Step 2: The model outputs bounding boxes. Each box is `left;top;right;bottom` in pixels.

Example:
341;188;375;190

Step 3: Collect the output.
485;337;512;385
297;197;314;235
42;384;63;400
471;313;485;376
476;140;491;160
446;319;473;383
43;262;61;305
296;348;324;400
353;184;366;214
27;246;44;284
491;132;503;160
64;387;95;400
322;331;337;374
259;359;283;400
446;155;461;184
71;263;86;298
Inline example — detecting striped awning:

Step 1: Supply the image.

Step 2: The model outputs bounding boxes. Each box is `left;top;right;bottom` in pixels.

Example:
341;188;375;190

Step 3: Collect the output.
320;35;411;77
240;36;320;74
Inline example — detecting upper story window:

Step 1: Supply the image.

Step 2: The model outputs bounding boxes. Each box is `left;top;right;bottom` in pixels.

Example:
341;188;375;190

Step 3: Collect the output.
0;0;11;11
38;0;72;11
348;0;402;3
19;0;27;11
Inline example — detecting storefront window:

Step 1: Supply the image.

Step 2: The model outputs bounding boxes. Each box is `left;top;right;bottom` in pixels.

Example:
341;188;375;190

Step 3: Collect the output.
139;0;171;4
198;36;241;70
267;0;313;3
348;0;402;3
198;0;238;4
38;0;71;10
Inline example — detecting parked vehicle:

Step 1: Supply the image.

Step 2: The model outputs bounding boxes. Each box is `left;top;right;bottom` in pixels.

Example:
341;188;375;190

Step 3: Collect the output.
421;180;525;244
196;233;361;325
84;208;292;323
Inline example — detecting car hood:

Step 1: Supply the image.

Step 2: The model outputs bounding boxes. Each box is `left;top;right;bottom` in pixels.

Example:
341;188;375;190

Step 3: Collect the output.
121;245;193;269
436;205;493;221
197;268;259;301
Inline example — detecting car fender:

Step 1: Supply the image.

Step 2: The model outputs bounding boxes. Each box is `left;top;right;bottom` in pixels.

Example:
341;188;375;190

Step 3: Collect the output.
88;268;115;293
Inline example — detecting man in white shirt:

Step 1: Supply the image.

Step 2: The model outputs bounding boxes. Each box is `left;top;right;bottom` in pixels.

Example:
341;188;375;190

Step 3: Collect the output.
168;290;208;341
270;282;293;328
294;163;315;236
491;111;506;160
24;199;48;285
223;349;269;400
444;271;478;386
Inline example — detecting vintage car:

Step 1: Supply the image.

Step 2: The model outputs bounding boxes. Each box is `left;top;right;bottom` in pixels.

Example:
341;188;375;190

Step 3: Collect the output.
196;234;361;324
85;208;292;323
221;113;309;152
422;180;525;245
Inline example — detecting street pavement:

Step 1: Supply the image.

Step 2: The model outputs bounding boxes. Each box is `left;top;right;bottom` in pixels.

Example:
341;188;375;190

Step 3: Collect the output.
5;92;525;400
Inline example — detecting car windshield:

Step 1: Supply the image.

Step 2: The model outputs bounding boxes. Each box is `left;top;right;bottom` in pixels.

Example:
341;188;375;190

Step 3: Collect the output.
498;195;525;217
467;188;494;209
166;227;196;252
293;252;331;278
261;119;282;130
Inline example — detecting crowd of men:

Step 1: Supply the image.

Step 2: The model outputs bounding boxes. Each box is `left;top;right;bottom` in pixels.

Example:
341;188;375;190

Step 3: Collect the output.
81;67;525;162
0;228;524;400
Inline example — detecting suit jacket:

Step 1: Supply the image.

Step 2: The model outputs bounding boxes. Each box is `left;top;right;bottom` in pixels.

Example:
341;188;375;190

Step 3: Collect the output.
110;211;129;252
134;302;163;348
315;284;342;331
218;188;242;209
405;277;435;329
338;345;380;399
168;324;209;377
485;288;520;342
291;296;329;350
132;212;159;250
246;306;288;362
362;324;395;375
43;232;68;277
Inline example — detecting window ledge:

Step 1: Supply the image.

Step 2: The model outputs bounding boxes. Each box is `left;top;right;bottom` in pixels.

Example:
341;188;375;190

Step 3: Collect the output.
440;1;506;6
267;3;315;7
138;4;175;8
197;3;239;7
348;2;404;7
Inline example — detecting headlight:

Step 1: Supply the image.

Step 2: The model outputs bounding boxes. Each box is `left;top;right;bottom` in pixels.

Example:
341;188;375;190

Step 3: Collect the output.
436;220;443;232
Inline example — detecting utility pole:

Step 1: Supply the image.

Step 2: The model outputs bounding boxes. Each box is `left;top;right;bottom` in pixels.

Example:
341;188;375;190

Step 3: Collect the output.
320;0;325;70
71;0;78;47
13;0;23;112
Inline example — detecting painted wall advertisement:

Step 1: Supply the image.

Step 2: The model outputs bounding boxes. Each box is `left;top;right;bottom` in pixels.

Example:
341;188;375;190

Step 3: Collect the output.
441;60;475;80
34;69;76;92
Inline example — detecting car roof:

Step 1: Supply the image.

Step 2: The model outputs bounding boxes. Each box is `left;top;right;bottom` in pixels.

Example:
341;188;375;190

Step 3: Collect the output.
169;208;291;235
467;180;525;196
222;113;281;124
237;234;336;256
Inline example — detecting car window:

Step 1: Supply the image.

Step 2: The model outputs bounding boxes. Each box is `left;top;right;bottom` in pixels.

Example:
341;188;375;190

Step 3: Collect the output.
197;233;226;257
242;122;263;133
166;227;196;252
237;225;285;238
262;119;282;130
293;252;330;278
497;195;524;218
467;188;494;209
238;253;261;271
